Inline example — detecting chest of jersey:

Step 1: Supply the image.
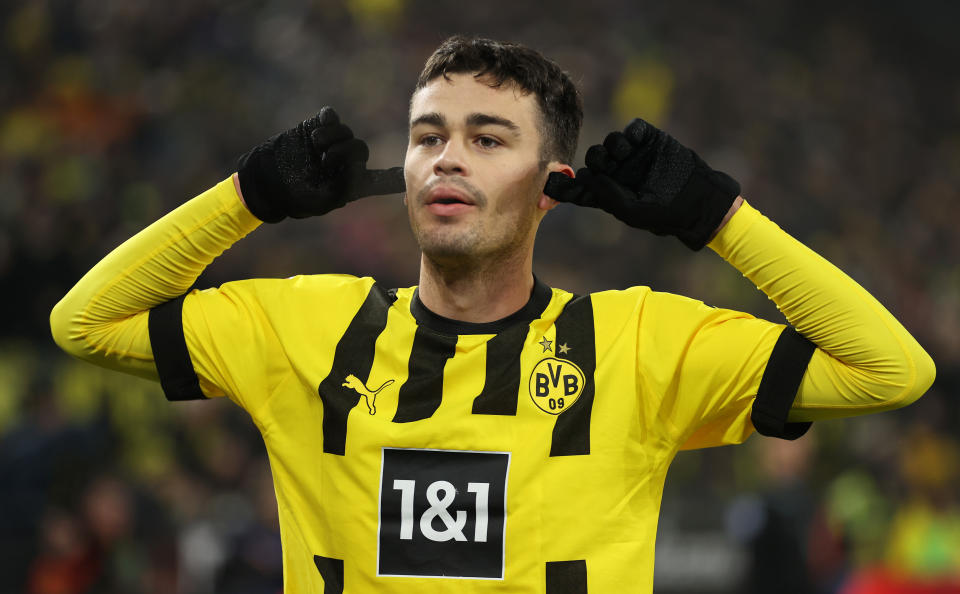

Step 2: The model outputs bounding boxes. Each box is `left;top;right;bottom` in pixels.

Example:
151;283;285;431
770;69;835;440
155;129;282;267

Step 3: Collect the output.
258;290;667;592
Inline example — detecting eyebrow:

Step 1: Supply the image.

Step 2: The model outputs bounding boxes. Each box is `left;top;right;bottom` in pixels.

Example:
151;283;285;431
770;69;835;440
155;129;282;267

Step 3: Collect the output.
410;112;446;129
466;113;520;132
409;112;521;135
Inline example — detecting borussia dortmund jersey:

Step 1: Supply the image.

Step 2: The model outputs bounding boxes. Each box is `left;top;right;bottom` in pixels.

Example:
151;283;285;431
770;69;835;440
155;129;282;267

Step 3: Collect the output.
52;179;934;592
149;273;811;593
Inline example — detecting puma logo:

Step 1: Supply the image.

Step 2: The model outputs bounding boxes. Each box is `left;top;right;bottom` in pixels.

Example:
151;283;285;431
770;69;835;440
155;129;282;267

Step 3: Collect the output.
342;375;395;415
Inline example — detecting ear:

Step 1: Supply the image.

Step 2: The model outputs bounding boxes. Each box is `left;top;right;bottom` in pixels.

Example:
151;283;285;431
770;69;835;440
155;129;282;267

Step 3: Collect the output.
538;162;575;211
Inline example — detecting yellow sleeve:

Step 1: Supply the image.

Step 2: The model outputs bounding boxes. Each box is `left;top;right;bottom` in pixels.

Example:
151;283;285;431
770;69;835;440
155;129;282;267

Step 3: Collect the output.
707;201;936;422
49;177;261;382
626;288;783;450
175;274;377;413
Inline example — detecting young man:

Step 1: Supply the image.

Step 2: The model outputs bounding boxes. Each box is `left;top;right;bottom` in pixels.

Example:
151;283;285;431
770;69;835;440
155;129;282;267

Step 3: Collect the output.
51;36;935;593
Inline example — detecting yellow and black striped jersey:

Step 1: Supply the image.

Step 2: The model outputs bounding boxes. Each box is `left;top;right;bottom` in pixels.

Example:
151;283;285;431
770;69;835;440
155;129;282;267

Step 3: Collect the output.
149;271;812;593
51;177;935;593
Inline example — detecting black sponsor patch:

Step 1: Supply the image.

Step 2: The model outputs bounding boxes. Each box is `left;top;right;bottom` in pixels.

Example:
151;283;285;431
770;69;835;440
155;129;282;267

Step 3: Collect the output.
378;448;510;579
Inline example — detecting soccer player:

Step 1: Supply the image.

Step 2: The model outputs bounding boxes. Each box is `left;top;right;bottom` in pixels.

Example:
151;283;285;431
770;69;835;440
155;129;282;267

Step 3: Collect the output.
50;36;935;593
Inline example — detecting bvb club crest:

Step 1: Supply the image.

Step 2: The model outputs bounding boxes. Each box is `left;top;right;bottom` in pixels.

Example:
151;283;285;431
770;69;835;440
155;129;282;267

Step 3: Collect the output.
528;357;585;414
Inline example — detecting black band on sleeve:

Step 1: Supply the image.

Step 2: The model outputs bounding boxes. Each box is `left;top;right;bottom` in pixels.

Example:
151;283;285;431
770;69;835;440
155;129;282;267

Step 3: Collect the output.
148;295;206;401
751;326;815;440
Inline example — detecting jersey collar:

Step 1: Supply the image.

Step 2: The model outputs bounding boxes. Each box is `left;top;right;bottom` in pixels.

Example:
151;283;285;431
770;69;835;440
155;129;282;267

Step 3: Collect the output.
410;276;553;335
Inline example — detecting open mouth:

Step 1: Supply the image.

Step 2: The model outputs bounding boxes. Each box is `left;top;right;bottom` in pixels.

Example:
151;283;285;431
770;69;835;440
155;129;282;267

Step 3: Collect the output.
425;192;475;216
423;185;477;215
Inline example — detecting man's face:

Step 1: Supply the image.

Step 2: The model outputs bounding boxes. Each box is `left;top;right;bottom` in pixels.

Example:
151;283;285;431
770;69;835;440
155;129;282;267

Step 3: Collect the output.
404;73;557;265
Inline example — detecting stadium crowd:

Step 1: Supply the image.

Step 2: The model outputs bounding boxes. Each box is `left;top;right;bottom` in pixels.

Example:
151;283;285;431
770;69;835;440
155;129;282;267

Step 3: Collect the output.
0;0;957;592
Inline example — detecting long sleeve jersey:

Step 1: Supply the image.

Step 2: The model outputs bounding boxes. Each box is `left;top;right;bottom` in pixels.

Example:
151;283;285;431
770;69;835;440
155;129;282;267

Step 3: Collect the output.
50;177;935;593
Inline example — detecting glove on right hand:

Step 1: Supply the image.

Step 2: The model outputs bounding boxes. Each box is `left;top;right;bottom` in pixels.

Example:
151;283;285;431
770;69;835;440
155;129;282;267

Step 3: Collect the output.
236;106;405;223
544;118;740;250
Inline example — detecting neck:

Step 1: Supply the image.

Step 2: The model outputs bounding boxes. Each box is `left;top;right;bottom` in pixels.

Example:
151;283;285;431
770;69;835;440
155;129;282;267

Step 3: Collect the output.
417;248;535;323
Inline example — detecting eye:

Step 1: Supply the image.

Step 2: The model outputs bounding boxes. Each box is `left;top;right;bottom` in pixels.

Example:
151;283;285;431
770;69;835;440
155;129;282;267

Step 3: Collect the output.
418;134;444;147
476;136;501;149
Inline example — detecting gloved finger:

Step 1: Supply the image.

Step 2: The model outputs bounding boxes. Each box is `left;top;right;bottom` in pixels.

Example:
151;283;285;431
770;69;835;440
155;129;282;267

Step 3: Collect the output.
603;131;633;162
322;137;369;171
338;161;367;203
301;106;343;139
311;123;354;151
570;168;602;208
584;144;616;175
589;173;655;225
590;172;636;203
544;171;586;203
623;118;659;149
546;169;603;208
544;171;575;198
318;106;341;127
612;148;655;189
358;166;406;197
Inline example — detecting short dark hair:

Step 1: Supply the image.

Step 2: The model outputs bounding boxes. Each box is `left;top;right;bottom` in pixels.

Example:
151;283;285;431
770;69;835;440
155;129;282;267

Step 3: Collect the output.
415;35;583;165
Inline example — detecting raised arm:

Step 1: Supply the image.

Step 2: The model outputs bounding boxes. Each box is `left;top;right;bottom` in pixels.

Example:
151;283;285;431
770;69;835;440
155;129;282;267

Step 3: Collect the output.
50;107;404;379
545;118;934;424
707;200;935;421
49;177;260;379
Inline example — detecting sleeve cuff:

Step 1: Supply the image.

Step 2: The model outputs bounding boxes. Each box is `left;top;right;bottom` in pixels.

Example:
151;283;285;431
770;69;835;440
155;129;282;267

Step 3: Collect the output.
215;175;263;233
706;199;763;259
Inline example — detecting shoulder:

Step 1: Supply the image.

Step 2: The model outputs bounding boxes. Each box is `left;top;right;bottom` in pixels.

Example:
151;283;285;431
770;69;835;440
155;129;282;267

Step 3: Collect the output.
185;274;392;317
576;286;659;319
206;273;378;299
585;285;757;333
590;285;749;316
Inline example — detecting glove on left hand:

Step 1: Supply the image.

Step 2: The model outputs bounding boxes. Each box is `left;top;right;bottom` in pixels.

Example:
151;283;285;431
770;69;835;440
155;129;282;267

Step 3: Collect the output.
237;107;404;223
544;118;740;250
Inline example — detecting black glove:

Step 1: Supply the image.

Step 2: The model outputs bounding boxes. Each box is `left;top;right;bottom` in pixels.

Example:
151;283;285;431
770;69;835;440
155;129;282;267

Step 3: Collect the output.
236;106;405;223
544;118;740;250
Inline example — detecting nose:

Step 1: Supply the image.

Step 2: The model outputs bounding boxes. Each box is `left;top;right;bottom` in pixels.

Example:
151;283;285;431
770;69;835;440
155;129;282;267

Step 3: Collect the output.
433;140;469;177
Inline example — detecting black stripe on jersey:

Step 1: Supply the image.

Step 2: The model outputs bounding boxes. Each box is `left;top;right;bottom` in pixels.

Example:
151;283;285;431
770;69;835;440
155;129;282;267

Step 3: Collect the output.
546;560;588;593
550;296;596;457
318;284;396;455
751;326;816;440
313;555;344;593
471;323;528;416
148;295;206;401
392;328;458;423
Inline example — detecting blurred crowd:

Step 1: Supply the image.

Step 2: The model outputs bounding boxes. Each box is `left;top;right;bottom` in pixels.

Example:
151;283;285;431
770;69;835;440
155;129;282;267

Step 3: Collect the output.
0;0;957;592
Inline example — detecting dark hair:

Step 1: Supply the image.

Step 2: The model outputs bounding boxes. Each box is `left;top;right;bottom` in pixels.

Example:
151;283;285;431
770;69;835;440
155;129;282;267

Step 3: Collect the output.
415;35;583;165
